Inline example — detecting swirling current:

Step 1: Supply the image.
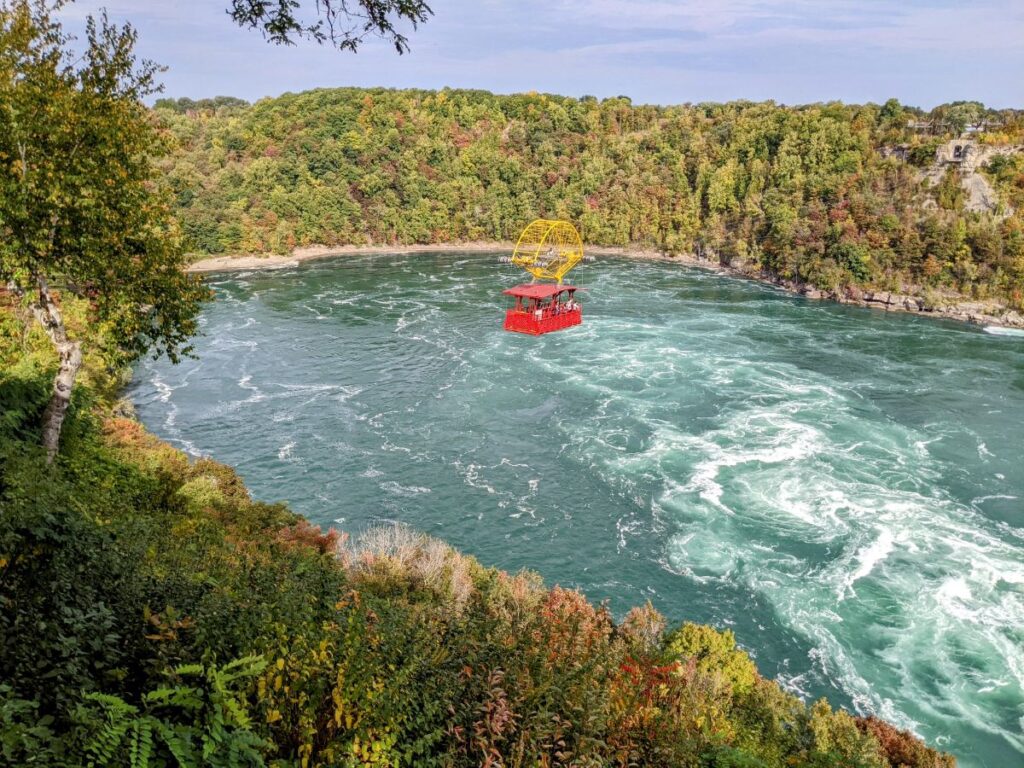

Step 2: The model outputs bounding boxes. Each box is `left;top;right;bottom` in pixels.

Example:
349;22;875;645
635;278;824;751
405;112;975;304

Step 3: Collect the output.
129;253;1024;766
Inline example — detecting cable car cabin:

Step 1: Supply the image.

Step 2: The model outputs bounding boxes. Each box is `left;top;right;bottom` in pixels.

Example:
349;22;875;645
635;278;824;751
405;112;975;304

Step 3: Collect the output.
503;284;582;335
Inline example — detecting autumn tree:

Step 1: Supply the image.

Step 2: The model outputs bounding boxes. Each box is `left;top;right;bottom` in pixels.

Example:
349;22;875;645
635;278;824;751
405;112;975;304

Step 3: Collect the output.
0;0;206;461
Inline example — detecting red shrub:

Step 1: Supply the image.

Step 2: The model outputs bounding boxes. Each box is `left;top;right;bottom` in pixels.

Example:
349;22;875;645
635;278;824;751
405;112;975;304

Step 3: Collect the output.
856;716;956;768
274;520;345;555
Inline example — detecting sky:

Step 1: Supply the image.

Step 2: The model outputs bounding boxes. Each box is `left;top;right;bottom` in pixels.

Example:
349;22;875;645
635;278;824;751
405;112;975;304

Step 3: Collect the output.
61;0;1024;109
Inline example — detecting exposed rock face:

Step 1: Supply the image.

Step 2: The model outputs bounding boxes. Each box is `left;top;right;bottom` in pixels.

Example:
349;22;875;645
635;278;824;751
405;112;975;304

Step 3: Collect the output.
775;275;1024;328
962;172;1001;212
919;139;1022;215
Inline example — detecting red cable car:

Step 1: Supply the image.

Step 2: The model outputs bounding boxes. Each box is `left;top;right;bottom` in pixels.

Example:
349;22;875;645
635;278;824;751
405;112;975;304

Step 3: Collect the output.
503;284;582;335
501;219;588;336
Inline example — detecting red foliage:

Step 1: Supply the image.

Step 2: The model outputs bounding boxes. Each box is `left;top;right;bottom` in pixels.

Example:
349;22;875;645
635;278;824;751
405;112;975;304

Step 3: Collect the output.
450;125;472;149
618;657;681;709
472;669;517;767
534;587;612;665
274;520;345;555
828;202;850;223
856;716;956;768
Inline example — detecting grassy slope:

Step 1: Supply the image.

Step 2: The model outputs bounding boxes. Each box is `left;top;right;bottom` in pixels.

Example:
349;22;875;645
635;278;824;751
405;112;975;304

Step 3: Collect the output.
0;296;954;766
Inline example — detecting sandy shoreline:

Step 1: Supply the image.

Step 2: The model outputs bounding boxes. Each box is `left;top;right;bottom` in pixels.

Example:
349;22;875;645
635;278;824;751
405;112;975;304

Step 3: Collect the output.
185;241;683;273
186;242;1024;329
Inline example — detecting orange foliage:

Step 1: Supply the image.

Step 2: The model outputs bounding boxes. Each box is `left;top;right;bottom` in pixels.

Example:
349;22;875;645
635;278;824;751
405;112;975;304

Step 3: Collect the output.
857;716;956;768
535;586;613;666
274;520;346;555
101;416;190;476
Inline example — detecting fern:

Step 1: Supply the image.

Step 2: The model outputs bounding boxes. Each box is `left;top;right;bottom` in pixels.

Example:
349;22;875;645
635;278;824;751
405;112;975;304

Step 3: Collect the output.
78;656;270;767
155;721;195;767
129;720;155;768
83;693;139;767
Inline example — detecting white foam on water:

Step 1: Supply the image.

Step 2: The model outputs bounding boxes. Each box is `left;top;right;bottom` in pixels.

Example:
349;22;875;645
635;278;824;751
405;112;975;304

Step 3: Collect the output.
300;303;330;319
750;430;1017;751
983;326;1024;337
568;344;1024;759
837;528;895;600
972;494;1018;506
616;514;645;550
145;370;202;454
379;480;432;496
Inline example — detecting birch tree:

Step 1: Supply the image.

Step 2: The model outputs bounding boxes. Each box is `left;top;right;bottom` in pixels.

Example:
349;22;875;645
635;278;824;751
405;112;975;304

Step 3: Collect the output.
0;0;206;462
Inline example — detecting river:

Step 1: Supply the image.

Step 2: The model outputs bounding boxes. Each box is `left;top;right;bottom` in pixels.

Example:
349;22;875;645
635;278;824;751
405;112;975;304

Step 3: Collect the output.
129;252;1024;767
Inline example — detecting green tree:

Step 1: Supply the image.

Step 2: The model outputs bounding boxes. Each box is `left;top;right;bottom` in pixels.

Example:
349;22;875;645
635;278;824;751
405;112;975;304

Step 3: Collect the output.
0;0;206;462
879;97;902;125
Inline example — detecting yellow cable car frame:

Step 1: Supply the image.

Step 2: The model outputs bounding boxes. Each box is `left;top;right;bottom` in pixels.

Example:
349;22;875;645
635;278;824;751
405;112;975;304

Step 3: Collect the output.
510;219;584;284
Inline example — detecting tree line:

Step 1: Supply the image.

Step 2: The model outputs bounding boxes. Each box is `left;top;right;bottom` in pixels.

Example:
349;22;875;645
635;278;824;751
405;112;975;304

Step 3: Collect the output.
158;90;1024;305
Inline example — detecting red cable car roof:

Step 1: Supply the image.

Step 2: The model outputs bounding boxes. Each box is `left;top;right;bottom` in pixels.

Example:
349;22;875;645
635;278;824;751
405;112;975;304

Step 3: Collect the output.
502;283;578;299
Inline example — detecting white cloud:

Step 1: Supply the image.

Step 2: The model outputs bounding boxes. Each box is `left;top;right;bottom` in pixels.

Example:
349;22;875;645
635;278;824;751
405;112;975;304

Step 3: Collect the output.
48;0;1024;107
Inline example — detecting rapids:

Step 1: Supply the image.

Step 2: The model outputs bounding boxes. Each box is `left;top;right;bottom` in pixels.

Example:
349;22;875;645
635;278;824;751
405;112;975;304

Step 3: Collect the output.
130;253;1024;766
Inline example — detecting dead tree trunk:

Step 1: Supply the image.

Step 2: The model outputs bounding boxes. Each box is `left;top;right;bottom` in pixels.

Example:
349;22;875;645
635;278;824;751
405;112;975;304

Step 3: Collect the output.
30;277;82;464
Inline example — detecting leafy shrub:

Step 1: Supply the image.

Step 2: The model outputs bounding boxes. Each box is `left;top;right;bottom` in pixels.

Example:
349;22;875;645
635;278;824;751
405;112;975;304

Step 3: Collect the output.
76;657;269;767
665;623;758;696
0;685;61;766
857;716;957;768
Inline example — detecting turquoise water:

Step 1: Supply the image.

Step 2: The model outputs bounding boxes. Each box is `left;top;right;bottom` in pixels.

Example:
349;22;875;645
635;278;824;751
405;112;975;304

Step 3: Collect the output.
130;253;1024;766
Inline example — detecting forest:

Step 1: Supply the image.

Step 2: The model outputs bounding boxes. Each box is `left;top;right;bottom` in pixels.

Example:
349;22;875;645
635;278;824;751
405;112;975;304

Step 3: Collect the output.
157;90;1024;306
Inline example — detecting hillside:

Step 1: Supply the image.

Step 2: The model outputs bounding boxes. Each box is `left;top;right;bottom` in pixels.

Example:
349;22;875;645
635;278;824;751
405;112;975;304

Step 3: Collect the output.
157;90;1024;313
0;291;956;767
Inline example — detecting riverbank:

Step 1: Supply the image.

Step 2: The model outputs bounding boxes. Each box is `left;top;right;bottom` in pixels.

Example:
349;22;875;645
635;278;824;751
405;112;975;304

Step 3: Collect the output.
187;242;1024;329
769;275;1024;329
184;241;683;273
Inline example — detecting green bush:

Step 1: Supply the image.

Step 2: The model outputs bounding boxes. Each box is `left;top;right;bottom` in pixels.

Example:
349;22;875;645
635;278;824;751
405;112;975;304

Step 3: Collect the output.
665;623;758;696
75;657;268;768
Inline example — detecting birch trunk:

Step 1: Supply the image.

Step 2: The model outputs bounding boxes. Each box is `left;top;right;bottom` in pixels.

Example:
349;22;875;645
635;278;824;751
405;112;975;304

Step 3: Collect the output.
30;277;82;464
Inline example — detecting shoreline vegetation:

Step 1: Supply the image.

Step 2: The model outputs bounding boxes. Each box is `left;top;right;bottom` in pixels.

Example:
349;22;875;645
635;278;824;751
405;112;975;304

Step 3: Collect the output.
187;243;1024;329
